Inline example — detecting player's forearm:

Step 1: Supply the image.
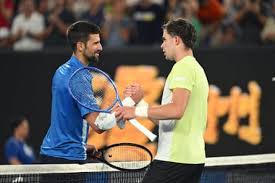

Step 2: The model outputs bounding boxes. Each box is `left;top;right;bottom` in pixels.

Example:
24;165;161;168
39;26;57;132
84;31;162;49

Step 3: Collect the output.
85;113;104;134
88;121;104;134
10;33;22;43
147;103;185;120
134;89;190;121
26;32;45;41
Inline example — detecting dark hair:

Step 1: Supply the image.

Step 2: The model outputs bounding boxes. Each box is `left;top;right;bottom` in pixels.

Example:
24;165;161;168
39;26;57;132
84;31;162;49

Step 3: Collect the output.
67;21;101;52
10;116;28;134
162;18;196;49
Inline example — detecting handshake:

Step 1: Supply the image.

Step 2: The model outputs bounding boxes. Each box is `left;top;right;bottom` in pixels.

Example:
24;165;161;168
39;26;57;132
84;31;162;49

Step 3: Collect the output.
94;96;138;130
94;83;146;131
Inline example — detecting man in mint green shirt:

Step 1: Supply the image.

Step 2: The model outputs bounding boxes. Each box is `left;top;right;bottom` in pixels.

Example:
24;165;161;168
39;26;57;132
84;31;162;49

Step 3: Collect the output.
116;18;209;183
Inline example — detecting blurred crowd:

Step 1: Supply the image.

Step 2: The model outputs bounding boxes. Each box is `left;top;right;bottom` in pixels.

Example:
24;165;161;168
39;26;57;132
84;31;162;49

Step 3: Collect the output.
0;0;275;51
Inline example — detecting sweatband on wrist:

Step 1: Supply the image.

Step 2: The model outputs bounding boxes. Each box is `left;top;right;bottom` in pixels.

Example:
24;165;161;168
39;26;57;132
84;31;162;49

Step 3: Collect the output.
136;99;149;107
135;106;148;118
94;112;116;130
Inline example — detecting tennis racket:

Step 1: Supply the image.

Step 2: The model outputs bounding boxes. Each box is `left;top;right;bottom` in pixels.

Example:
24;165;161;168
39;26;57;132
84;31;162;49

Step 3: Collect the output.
87;143;152;171
68;66;157;141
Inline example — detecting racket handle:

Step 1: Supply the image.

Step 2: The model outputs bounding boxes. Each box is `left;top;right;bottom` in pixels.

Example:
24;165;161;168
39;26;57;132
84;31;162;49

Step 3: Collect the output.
128;119;157;142
122;97;136;106
117;97;135;129
121;97;157;142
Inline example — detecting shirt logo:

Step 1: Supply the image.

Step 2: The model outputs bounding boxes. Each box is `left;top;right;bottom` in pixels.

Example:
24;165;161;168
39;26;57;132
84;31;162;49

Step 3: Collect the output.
174;76;186;81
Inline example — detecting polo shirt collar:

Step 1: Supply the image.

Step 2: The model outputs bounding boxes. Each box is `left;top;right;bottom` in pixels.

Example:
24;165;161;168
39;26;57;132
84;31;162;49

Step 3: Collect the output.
69;55;86;68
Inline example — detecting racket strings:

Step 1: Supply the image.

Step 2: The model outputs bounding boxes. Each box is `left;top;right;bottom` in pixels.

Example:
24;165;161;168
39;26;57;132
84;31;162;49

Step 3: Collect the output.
90;70;118;110
69;69;98;108
69;68;118;111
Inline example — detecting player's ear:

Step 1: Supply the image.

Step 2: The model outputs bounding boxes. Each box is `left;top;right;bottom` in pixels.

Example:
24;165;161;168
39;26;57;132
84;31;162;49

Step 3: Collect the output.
77;42;85;52
175;36;181;46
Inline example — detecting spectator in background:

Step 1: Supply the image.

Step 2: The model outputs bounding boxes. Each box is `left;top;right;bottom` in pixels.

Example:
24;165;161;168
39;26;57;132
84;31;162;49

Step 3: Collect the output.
0;0;14;48
71;0;90;19
130;0;164;45
211;21;240;47
10;0;45;51
234;0;268;45
197;0;225;46
44;0;76;48
164;0;201;47
198;0;225;24
102;0;133;47
212;0;242;45
261;0;275;44
38;0;50;17
163;0;182;21
181;0;201;47
4;116;36;165
81;0;105;27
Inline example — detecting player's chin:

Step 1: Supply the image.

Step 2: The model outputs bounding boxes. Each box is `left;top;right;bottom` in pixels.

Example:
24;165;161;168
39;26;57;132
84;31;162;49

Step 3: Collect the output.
92;55;100;63
164;55;170;60
163;53;169;59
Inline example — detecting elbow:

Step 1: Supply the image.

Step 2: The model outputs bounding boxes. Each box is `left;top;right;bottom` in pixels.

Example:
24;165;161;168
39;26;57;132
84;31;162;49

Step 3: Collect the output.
174;115;183;120
97;130;104;134
88;123;105;134
93;127;105;134
173;108;184;120
173;110;184;120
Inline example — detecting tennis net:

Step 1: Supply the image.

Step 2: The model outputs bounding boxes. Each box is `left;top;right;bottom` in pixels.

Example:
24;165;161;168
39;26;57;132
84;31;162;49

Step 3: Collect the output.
0;153;275;183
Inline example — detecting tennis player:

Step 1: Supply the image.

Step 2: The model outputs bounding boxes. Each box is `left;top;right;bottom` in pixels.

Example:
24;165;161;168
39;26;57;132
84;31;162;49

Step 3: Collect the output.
40;21;116;164
116;18;209;183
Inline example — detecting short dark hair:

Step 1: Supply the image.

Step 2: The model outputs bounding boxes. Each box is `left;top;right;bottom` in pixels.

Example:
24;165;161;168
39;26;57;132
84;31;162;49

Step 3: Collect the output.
10;116;28;134
162;18;196;49
67;21;101;52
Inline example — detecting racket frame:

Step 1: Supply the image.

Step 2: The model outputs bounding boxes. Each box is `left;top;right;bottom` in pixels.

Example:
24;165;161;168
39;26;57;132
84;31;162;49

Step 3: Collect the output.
68;66;121;113
91;143;153;171
68;67;157;141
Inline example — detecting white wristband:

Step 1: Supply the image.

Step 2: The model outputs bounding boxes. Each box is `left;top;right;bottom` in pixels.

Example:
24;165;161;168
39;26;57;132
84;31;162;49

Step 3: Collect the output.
135;106;148;118
136;99;149;107
94;113;116;130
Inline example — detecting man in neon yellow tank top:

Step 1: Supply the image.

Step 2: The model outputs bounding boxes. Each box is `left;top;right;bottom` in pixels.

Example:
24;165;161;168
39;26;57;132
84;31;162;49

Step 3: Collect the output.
115;18;209;183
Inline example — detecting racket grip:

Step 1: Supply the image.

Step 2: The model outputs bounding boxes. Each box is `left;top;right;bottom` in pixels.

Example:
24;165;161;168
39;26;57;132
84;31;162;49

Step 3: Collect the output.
122;97;135;106
129;119;157;142
122;97;157;141
117;97;136;129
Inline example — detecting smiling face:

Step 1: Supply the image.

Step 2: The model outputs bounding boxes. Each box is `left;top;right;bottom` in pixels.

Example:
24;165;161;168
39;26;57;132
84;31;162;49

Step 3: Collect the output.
67;21;102;65
82;34;103;63
161;29;176;61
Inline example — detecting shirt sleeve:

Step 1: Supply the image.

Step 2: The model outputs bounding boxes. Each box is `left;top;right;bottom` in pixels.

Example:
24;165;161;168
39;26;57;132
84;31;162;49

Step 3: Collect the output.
169;62;195;92
77;103;98;117
72;70;99;117
5;140;19;161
